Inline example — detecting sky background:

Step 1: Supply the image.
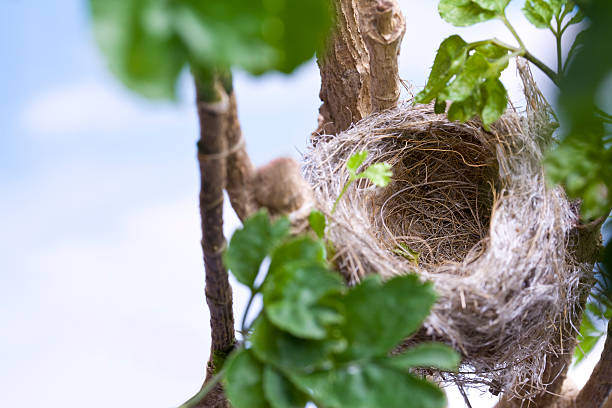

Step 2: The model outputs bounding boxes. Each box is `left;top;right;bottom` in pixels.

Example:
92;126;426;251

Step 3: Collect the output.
0;1;607;407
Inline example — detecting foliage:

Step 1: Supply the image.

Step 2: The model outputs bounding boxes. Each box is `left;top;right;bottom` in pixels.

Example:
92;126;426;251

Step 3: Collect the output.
218;210;460;408
420;0;611;219
332;150;392;213
89;0;333;99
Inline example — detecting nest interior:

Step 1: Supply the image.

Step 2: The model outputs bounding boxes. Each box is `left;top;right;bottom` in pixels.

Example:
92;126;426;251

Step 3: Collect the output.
303;94;589;400
371;122;499;266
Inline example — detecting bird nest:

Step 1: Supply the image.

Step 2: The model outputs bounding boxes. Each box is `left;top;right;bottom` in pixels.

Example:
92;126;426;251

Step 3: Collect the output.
302;82;590;399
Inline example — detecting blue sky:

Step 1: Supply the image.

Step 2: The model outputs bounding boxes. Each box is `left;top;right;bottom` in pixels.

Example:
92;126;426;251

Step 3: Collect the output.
0;1;605;407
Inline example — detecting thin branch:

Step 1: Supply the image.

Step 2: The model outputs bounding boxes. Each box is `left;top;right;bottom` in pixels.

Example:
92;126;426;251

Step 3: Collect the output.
575;317;612;407
192;76;237;408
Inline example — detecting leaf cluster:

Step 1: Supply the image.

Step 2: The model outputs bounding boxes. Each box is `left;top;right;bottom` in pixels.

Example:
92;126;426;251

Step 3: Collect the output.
89;0;332;99
332;150;392;213
222;210;460;408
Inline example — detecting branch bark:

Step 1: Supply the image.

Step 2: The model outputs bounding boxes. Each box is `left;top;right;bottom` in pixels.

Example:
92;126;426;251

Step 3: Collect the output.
225;91;258;221
316;0;372;135
194;79;236;408
357;0;405;112
575;321;612;407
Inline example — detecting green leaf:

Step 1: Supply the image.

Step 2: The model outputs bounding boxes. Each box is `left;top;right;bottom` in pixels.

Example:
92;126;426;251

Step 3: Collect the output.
416;35;469;103
263;366;309;408
224;348;270;408
523;0;554;29
250;314;344;371
225;210;290;288
357;163;393;187
308;210;326;239
446;52;490;100
290;361;447;408
339;275;437;360
434;98;447;114
566;8;585;26
89;0;187;99
565;30;587;70
438;0;501;27
346;151;368;176
268;236;326;277
386;343;461;371
473;0;511;13
481;78;508;124
447;94;481;122
263;260;345;339
171;0;332;75
393;243;420;264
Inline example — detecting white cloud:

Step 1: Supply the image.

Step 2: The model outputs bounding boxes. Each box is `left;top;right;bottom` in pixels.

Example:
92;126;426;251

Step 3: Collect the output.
19;80;195;138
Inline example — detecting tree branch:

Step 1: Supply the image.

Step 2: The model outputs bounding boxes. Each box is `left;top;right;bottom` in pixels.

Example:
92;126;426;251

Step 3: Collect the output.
358;0;405;112
575;321;612;407
225;91;258;221
193;78;236;408
316;0;372;134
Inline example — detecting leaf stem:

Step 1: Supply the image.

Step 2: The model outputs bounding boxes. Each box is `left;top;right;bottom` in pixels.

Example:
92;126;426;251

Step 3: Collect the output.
332;178;355;214
178;367;227;408
556;28;563;76
523;50;561;87
501;14;526;51
240;291;257;336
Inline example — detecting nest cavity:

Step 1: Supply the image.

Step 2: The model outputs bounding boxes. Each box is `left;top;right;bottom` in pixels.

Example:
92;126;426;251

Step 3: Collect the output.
303;76;590;399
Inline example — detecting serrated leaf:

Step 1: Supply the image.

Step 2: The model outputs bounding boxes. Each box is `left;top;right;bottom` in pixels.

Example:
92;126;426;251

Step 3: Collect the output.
438;0;500;27
386;343;461;371
347;151;368;175
290;361;447;408
446;52;491;100
357;163;393;187
268;236;326;277
224;348;270;408
416;35;469;103
523;0;554;29
263;260;345;339
447;94;481;122
473;0;511;12
225;210;290;288
339;274;437;360
263;366;309;408
250;314;344;371
474;42;510;60
90;0;187;99
566;9;585;26
481;78;508;124
308;210;326;239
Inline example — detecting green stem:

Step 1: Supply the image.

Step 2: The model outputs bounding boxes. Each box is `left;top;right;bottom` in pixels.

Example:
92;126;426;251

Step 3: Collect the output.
241;291;257;335
178;367;228;408
556;28;563;76
523;50;561;87
332;178;354;214
501;14;526;51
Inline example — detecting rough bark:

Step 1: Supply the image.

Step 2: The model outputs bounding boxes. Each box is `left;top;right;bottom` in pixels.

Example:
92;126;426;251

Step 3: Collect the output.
358;0;405;112
225;92;258;221
574;320;612;407
195;81;236;408
316;0;372;135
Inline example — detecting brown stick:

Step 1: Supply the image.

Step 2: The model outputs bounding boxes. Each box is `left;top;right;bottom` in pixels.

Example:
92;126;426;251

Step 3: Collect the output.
225;91;257;221
194;80;236;408
575;320;612;407
358;0;405;112
316;0;372;135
